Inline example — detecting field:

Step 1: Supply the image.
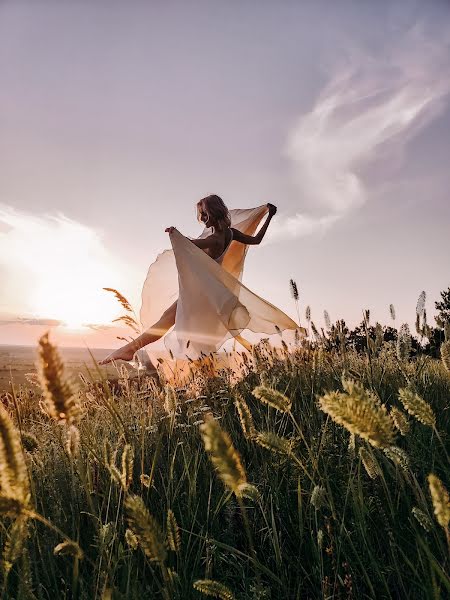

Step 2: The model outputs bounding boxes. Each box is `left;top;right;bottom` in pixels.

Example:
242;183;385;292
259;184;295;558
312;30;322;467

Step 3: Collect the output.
0;334;449;599
0;346;121;393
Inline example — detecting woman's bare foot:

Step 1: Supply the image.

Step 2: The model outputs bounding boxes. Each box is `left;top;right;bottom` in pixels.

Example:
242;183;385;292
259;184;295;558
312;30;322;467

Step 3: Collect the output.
99;345;136;365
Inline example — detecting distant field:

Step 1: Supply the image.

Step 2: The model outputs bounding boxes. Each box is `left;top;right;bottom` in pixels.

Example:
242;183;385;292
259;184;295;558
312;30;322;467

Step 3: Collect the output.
0;344;120;392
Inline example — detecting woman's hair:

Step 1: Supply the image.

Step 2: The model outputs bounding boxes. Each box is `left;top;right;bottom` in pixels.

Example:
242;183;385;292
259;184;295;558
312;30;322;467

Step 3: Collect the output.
196;194;231;231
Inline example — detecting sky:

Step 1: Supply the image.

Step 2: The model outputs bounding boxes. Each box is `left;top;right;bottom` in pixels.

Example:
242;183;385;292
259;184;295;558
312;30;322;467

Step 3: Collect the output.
1;0;450;348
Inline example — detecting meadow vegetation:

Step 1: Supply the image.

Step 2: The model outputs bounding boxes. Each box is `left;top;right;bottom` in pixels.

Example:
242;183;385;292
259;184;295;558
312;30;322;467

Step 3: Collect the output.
0;296;449;599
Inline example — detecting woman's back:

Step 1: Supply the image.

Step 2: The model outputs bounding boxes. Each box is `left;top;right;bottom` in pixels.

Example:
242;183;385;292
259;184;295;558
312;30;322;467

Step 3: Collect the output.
209;227;234;262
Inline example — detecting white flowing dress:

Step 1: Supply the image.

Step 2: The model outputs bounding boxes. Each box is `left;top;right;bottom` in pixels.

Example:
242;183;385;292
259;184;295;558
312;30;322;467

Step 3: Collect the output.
139;204;302;361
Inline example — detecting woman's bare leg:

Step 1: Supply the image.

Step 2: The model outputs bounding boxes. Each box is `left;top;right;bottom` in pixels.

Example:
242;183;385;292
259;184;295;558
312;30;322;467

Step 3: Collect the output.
99;301;177;365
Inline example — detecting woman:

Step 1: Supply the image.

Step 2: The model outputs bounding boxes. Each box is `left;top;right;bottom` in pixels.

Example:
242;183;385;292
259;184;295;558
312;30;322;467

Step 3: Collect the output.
100;195;301;365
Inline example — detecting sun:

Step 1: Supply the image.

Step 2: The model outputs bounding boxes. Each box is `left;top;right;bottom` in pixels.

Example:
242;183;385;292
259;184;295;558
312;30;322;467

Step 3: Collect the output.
1;206;138;334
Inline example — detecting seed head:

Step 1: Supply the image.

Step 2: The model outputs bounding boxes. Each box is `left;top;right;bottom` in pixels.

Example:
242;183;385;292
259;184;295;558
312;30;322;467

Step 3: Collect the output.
427;474;450;529
398;388;435;428
310;485;326;510
37;333;80;424
164;385;177;415
396;324;411;361
389;304;396;321
289;279;299;301
412;507;433;532
125;528;139;550
359;447;381;479
318;379;395;448
252;385;291;413
200;417;247;496
234;395;256;439
440;340;450;372
255;431;292;455
390;407;410;436
166;509;181;552
125;495;167;564
0;404;31;516
193;580;235;600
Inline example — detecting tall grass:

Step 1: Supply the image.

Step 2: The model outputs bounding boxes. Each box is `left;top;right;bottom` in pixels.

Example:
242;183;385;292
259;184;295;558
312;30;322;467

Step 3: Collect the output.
0;328;449;599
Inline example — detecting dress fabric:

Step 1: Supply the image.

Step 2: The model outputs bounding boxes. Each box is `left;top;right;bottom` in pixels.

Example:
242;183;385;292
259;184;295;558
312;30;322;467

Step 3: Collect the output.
139;204;301;360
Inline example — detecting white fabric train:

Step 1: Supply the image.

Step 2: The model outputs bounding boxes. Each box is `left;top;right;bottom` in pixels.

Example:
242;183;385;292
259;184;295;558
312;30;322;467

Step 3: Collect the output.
139;204;302;360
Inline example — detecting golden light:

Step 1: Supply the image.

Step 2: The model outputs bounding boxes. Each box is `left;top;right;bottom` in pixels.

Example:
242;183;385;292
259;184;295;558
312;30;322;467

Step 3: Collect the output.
0;206;134;332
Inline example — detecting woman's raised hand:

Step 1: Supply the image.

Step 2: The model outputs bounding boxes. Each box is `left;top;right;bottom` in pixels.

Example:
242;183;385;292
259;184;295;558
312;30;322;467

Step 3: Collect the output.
165;226;176;233
267;203;277;217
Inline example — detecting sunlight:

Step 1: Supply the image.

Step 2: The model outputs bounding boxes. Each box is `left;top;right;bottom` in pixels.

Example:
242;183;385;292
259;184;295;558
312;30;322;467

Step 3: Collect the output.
0;206;130;330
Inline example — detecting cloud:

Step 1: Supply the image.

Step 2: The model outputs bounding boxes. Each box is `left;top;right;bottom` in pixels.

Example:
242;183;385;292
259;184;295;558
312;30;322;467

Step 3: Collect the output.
0;205;130;326
273;23;450;241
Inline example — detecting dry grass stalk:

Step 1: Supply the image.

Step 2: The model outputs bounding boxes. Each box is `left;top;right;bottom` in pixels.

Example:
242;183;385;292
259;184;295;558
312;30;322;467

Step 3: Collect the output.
21;432;39;453
65;425;80;458
396;324;412;360
440;340;450;372
193;579;235;600
252;385;291;413
166;509;181;552
398;388;435;428
103;287;133;312
255;431;292;455
37;332;80;424
53;540;84;559
200;417;247;496
427;474;450;529
234;395;256;439
125;528;139;550
1;516;29;577
412;507;433;532
0;404;31;516
318;379;395;448
125;495;167;564
121;444;134;490
164;385;177;415
383;446;410;471
390;407;410;436
359;447;381;479
310;485;326;509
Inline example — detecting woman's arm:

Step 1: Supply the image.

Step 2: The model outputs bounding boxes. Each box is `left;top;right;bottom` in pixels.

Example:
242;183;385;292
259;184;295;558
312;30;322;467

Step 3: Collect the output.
231;203;277;245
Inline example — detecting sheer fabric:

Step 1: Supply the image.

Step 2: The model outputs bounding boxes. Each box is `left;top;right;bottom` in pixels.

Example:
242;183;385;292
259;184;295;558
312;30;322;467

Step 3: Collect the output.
139;204;303;360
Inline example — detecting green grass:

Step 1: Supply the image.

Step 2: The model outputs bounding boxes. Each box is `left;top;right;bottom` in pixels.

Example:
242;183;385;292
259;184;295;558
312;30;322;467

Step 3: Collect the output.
1;338;449;599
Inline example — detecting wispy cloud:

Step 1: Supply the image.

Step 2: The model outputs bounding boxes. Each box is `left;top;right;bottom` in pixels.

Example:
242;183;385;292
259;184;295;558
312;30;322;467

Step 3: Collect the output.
0;205;129;326
270;23;450;242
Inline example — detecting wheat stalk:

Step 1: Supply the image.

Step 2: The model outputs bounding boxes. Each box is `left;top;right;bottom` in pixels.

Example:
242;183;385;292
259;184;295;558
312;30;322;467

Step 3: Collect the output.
318;379;395;448
310;485;326;509
103;287;133;312
164;385;177;415
440;340;450;372
200;417;247;496
252;385;291;413
412;507;433;532
53;540;84;559
125;528;139;550
255;431;292;455
37;333;80;424
193;580;235;600
166;509;181;552
234;395;256;439
0;404;31;516
390;407;410;436
1;516;29;577
359;447;381;479
125;495;167;564
398;388;435;427
427;474;450;529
